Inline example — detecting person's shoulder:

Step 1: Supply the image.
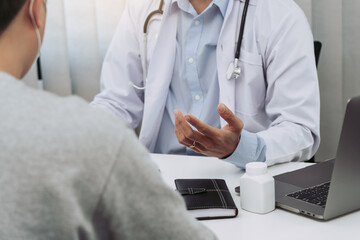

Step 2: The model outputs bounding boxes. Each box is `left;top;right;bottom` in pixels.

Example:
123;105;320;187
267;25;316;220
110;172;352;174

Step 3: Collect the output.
259;0;306;20
15;82;129;145
259;0;302;11
256;0;309;37
127;0;164;17
60;95;129;140
127;0;165;9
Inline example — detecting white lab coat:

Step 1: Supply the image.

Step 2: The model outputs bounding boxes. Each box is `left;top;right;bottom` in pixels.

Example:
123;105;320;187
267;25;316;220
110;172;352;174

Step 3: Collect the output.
91;0;320;166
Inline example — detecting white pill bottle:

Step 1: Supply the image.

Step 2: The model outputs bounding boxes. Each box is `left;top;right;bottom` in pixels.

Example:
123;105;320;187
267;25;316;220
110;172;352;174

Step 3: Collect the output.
240;162;275;214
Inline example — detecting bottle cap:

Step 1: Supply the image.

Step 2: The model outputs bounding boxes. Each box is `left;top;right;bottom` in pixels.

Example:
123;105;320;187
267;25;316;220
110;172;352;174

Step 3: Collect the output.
245;162;268;176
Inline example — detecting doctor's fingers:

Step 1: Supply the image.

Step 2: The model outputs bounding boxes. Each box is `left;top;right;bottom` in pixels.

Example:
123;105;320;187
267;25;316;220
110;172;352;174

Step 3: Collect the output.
184;114;221;140
175;120;216;150
174;124;209;150
174;129;207;152
174;110;195;137
217;104;244;132
174;110;208;141
174;110;216;148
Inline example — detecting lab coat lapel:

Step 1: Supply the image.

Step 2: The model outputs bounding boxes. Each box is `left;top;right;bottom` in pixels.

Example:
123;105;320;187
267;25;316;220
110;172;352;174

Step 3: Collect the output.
140;1;178;151
217;0;240;127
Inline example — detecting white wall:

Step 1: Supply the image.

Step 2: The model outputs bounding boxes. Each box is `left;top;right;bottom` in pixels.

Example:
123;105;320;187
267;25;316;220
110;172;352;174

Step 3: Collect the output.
295;0;360;161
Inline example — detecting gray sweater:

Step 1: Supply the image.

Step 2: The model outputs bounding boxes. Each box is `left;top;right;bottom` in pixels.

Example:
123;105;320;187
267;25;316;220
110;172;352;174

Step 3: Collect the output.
0;72;217;240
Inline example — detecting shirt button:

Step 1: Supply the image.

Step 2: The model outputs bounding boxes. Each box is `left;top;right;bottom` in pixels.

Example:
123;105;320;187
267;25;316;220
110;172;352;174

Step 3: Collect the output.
195;20;200;26
188;58;194;64
195;95;201;101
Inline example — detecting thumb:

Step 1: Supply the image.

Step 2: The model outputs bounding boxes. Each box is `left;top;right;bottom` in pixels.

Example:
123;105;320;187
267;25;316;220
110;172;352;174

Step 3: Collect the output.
217;104;243;131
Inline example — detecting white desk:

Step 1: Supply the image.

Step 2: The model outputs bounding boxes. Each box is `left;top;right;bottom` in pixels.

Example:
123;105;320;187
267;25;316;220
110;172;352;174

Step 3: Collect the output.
151;154;359;240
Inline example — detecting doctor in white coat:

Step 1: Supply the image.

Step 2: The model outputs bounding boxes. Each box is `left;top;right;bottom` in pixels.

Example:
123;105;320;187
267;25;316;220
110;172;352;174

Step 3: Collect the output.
91;0;320;168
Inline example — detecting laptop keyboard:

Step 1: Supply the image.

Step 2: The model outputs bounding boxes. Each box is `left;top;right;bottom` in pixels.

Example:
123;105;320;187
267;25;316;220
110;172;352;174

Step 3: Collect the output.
287;182;330;208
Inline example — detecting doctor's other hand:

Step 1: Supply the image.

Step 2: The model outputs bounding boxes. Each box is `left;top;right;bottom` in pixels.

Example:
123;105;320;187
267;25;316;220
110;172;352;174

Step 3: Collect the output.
174;104;244;159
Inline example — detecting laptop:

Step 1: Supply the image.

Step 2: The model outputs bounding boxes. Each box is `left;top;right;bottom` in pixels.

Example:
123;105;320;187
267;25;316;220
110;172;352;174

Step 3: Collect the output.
274;96;360;220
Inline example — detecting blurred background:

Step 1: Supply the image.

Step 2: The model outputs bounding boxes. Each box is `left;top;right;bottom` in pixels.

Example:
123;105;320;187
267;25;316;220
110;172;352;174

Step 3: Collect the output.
23;0;360;163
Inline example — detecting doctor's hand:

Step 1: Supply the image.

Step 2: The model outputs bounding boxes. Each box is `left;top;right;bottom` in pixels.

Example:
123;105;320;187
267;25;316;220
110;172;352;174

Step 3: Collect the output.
174;104;244;159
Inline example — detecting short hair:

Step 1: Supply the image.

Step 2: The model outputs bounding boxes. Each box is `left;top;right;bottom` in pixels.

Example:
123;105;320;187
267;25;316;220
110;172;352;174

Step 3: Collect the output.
0;0;28;36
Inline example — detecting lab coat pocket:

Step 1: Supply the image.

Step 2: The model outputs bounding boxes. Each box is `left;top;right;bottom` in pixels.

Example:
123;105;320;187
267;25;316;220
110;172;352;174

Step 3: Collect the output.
235;49;266;116
239;49;263;66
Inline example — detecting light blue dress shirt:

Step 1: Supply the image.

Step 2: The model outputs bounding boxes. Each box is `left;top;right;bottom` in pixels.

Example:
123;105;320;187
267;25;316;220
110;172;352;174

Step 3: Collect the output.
154;0;266;169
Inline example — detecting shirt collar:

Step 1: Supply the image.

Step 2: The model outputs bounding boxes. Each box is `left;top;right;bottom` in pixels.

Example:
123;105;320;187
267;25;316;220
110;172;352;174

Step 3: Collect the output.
172;0;229;17
213;0;229;17
172;0;191;13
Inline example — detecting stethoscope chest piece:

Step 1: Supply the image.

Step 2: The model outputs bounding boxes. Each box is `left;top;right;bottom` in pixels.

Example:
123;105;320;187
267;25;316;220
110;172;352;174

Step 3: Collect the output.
226;0;250;81
226;58;241;80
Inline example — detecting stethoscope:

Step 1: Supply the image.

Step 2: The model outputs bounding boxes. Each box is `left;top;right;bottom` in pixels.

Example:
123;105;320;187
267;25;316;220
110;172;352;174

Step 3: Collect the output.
130;0;250;90
130;0;165;90
226;0;250;80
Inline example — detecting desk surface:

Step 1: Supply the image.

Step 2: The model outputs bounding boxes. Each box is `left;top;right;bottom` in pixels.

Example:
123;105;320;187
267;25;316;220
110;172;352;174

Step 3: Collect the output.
151;154;359;240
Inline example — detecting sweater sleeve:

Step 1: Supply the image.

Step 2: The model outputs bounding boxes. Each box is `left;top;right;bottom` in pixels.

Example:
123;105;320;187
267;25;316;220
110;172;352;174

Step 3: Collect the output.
92;129;217;240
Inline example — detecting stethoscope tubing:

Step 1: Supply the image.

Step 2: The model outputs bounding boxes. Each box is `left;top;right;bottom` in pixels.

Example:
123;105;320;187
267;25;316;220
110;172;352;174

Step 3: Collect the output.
132;0;164;89
144;0;165;34
132;0;250;89
235;0;250;60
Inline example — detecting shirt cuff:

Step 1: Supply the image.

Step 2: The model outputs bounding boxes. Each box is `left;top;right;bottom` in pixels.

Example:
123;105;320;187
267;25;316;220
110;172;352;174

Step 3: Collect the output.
224;130;267;169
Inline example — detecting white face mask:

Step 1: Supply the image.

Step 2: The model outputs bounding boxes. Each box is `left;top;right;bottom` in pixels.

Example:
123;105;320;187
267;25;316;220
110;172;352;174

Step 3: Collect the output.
29;0;42;58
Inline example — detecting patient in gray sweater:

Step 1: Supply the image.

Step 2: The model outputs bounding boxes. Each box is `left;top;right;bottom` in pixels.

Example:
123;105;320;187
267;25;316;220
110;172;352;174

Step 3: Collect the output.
0;72;216;240
0;0;217;239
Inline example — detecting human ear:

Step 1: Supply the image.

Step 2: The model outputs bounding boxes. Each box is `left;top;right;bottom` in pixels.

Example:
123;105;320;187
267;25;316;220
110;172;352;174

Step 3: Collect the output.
29;0;46;30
